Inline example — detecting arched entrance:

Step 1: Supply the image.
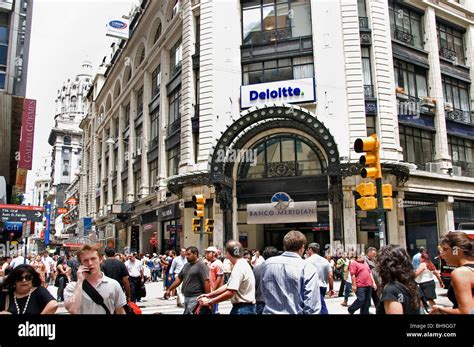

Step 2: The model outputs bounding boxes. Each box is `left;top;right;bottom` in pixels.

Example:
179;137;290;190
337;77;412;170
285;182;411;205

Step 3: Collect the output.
209;104;343;250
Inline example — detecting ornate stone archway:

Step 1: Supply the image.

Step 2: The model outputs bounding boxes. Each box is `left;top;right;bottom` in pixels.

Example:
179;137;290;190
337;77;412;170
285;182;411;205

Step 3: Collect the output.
209;104;344;243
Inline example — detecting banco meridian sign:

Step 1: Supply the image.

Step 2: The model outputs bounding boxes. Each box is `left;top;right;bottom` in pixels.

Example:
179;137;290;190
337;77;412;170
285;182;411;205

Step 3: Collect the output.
240;78;316;108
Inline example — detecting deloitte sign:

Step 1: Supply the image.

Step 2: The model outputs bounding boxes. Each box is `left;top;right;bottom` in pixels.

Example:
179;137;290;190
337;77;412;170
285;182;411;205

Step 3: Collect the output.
241;78;315;108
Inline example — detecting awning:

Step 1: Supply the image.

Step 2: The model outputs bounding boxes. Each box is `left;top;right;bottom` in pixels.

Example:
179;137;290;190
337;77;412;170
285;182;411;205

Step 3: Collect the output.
63;236;101;249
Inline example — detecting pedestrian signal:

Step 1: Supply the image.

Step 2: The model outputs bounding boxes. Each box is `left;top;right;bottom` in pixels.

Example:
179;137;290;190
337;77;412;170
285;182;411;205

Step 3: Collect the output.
204;219;214;234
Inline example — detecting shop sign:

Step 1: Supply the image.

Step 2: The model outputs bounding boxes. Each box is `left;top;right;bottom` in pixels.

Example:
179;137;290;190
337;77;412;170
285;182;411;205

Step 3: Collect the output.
240;78;315;108
247;192;317;224
157;203;180;222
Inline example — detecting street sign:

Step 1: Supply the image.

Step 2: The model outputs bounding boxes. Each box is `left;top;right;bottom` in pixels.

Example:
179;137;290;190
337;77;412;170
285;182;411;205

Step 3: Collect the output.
0;204;43;222
57;207;67;214
4;221;23;234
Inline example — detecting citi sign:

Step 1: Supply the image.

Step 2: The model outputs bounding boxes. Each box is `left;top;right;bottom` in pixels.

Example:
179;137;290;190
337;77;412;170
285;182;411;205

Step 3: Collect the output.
241;78;315;108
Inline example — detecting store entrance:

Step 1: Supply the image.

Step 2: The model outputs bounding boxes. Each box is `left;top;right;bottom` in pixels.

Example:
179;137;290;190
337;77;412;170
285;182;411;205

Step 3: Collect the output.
264;223;330;255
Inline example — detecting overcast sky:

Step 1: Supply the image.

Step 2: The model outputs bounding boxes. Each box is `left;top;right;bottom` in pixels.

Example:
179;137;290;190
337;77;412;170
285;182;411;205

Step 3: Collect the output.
24;0;137;203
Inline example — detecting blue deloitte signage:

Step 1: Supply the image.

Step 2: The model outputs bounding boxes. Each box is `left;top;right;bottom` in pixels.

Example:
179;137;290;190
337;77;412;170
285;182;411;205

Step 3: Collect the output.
241;77;315;108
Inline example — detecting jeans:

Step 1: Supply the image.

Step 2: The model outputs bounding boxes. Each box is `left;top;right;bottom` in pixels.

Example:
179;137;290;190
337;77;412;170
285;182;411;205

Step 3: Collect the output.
320;287;328;314
343;281;352;302
56;277;67;301
256;302;265;315
151;269;160;282
230;303;256;315
338;279;346;297
184;296;199;314
348;286;372;315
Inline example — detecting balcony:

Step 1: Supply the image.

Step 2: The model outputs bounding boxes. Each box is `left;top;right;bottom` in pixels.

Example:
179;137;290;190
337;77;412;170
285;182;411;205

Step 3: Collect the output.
363;85;374;99
394;27;414;46
167;118;181;137
445;109;473;125
192;104;199;133
359;17;369;30
439;47;457;62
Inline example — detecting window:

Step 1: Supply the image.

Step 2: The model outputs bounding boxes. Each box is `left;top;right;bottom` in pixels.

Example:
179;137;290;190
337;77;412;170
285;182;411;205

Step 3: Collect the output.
172;0;180;18
238;134;326;179
243;56;313;85
149;160;158;189
122;179;127;201
0;12;9;44
361;48;373;98
437;23;465;64
154;23;162;44
63;160;70;176
168;88;181;129
399;125;434;170
150;111;159;144
152;65;161;98
170;39;182;75
136;127;142;152
124;103;130;128
449;136;474;176
63;136;72;145
167;145;180;177
70;96;77;112
242;0;311;44
394;59;428;98
388;2;423;49
366;115;376;136
137;86;143;116
134;172;141;198
442;75;470;112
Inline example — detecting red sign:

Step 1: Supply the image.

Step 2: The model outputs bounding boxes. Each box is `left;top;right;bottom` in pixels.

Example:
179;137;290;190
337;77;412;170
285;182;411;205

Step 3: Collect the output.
18;99;37;170
0;204;43;211
57;208;68;214
66;198;78;205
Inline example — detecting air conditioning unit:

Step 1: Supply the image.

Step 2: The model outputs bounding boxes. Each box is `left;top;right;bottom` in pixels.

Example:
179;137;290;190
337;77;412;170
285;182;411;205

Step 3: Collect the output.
445;102;454;112
425;162;442;174
451;166;462;176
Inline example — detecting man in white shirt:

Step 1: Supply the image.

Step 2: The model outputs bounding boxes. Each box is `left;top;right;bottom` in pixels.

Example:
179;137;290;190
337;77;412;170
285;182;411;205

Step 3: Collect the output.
198;240;256;314
124;253;144;302
10;252;29;269
305;242;333;314
169;248;187;307
41;251;55;286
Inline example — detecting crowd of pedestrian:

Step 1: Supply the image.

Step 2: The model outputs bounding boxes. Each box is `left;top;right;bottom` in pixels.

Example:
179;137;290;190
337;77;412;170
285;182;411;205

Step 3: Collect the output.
0;229;472;315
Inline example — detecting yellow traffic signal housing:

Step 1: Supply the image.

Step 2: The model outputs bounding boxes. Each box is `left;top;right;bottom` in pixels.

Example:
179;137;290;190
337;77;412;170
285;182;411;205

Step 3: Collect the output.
382;198;393;210
357;197;378;210
356;182;376;197
192;194;206;218
356;182;377;211
354;134;382;179
204;219;214;234
192;218;201;234
382;184;392;197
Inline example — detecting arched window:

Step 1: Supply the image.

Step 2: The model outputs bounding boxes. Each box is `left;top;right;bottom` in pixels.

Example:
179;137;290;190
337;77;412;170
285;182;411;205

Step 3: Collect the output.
154;23;162;44
70;96;77;111
238;134;326;179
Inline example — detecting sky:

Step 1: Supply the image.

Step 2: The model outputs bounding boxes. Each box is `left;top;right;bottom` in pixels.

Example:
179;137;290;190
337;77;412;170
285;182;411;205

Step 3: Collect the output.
24;0;138;203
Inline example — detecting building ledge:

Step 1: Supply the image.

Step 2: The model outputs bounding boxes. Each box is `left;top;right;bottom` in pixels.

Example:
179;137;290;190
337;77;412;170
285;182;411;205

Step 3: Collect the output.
410;169;474;183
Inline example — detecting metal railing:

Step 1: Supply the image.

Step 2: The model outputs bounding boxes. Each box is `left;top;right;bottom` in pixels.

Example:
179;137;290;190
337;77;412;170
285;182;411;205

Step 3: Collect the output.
359;17;369;30
364;85;374;98
167;118;181;137
445;109;473;124
394;27;414;45
439;47;457;61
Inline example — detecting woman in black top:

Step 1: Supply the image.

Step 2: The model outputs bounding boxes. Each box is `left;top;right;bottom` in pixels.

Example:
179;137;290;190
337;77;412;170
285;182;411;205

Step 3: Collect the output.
375;245;421;314
431;232;474;314
0;265;58;314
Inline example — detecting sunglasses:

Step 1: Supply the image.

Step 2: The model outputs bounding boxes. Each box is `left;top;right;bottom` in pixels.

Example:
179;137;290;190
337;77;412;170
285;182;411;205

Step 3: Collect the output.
16;274;33;282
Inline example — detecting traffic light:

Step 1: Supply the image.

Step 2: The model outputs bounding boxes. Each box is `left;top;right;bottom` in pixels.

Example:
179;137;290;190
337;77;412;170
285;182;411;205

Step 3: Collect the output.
192;218;201;234
192;194;205;218
356;182;377;210
382;184;393;210
204;219;214;234
354;134;381;179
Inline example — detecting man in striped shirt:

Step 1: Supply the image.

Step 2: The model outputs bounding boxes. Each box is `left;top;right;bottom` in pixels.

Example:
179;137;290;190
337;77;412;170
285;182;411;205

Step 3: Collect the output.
261;230;321;314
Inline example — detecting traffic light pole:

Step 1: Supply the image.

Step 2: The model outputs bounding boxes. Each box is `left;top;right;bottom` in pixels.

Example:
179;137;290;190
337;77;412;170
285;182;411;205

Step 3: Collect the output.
375;177;386;249
199;217;204;255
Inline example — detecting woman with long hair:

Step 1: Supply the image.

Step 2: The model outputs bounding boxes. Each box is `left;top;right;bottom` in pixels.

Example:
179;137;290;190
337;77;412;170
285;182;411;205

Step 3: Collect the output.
431;232;474;314
0;265;57;314
415;251;444;307
55;257;70;302
375;245;421;314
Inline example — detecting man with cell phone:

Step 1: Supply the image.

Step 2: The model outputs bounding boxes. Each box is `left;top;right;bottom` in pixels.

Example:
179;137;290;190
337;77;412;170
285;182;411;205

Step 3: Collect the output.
64;245;126;314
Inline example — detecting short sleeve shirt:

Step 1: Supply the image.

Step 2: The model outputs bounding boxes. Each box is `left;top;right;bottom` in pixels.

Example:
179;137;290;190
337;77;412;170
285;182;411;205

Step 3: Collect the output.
226;259;255;304
64;274;127;314
178;260;209;297
376;282;420;315
208;259;224;290
350;260;373;288
124;260;143;277
101;259;129;287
